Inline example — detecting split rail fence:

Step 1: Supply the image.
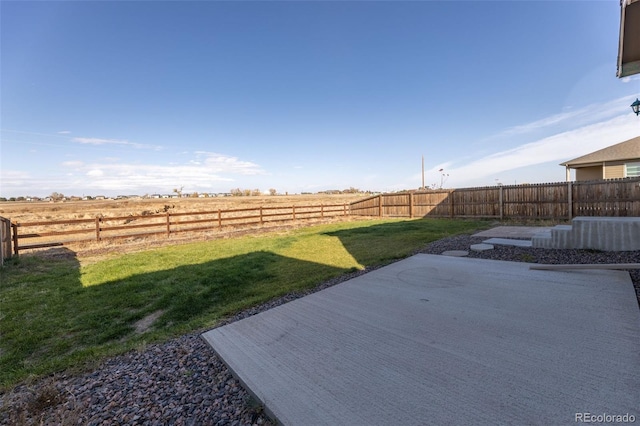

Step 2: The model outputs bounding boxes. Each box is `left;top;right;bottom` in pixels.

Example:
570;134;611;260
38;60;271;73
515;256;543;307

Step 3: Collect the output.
350;178;640;219
0;203;348;258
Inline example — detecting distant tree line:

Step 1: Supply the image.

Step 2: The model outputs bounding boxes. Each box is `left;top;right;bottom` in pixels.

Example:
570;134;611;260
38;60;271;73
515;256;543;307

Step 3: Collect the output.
0;192;66;202
318;187;372;194
229;188;267;196
0;187;375;202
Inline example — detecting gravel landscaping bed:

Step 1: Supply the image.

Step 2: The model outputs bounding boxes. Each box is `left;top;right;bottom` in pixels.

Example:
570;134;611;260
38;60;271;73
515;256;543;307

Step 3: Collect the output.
421;234;640;307
2;233;639;425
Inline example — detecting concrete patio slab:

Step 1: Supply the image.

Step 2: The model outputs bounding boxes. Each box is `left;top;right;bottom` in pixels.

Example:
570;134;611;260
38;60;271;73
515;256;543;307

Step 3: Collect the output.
473;226;553;239
482;237;533;247
202;255;640;426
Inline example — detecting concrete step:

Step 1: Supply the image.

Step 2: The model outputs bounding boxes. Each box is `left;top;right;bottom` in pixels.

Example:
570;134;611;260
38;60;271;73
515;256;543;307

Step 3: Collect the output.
533;217;640;251
571;217;640;251
482;238;533;248
531;231;552;249
550;225;573;249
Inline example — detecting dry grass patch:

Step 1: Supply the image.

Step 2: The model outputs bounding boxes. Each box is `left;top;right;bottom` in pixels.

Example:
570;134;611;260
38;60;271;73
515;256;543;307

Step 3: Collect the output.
133;310;165;334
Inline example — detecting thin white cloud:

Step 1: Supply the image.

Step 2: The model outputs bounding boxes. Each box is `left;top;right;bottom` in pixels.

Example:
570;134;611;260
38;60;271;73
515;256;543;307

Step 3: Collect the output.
0;150;268;197
73;137;117;145
447;113;640;187
87;169;104;177
1;128;69;138
55;152;266;194
200;153;264;175
0;170;73;197
77;164;233;192
192;151;264;174
621;75;640;83
501;110;583;136
0;170;30;186
499;96;632;137
57;130;71;134
72;137;163;151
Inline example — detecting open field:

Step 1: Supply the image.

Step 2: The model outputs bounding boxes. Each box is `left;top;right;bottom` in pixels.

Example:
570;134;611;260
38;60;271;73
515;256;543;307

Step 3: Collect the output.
0;194;368;258
0;193;366;223
0;217;489;390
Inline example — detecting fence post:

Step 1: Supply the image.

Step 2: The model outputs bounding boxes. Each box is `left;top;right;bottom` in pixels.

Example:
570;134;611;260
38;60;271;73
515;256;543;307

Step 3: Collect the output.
0;218;10;265
260;207;264;224
567;181;573;220
321;204;324;218
499;186;504;220
95;217;101;241
166;212;171;237
292;206;296;220
218;209;222;229
378;195;383;217
12;222;19;256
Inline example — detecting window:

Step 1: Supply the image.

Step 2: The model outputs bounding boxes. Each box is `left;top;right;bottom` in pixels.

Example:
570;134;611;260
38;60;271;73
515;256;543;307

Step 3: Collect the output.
626;162;640;177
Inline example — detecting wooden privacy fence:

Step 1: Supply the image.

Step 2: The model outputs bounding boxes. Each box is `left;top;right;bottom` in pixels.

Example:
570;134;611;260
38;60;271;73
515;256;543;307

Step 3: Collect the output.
350;177;640;219
4;203;348;256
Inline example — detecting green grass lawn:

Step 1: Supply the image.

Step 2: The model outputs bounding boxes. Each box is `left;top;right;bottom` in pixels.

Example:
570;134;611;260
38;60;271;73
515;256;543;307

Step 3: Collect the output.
0;217;488;389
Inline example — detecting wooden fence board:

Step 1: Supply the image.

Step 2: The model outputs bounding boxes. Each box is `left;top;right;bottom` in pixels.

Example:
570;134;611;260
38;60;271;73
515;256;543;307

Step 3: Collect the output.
350;177;640;220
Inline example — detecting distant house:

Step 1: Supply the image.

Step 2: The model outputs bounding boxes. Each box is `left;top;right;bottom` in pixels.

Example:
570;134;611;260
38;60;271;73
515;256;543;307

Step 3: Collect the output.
560;136;640;181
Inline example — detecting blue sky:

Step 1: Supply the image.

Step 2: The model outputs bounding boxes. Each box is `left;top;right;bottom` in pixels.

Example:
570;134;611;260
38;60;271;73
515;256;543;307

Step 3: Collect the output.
1;1;639;198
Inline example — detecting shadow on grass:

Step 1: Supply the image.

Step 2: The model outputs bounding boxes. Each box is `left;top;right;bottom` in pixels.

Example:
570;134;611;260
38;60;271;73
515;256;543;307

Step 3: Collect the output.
1;217;487;388
80;250;347;334
0;247;346;388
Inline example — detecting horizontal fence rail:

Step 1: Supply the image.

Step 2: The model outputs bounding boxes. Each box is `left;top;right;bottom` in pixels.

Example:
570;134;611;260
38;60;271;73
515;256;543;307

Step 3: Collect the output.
3;203;349;256
350;177;640;220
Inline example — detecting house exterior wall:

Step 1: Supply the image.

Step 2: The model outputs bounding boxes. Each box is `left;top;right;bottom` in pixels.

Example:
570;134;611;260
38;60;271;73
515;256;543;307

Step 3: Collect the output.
576;166;603;181
604;163;626;179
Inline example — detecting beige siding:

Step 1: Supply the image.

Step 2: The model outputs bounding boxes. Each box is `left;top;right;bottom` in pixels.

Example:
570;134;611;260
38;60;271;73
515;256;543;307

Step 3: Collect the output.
576;167;603;181
604;164;625;179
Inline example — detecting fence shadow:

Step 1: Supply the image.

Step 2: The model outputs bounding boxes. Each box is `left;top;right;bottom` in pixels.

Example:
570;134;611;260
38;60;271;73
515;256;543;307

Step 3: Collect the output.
80;250;348;331
0;246;348;385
